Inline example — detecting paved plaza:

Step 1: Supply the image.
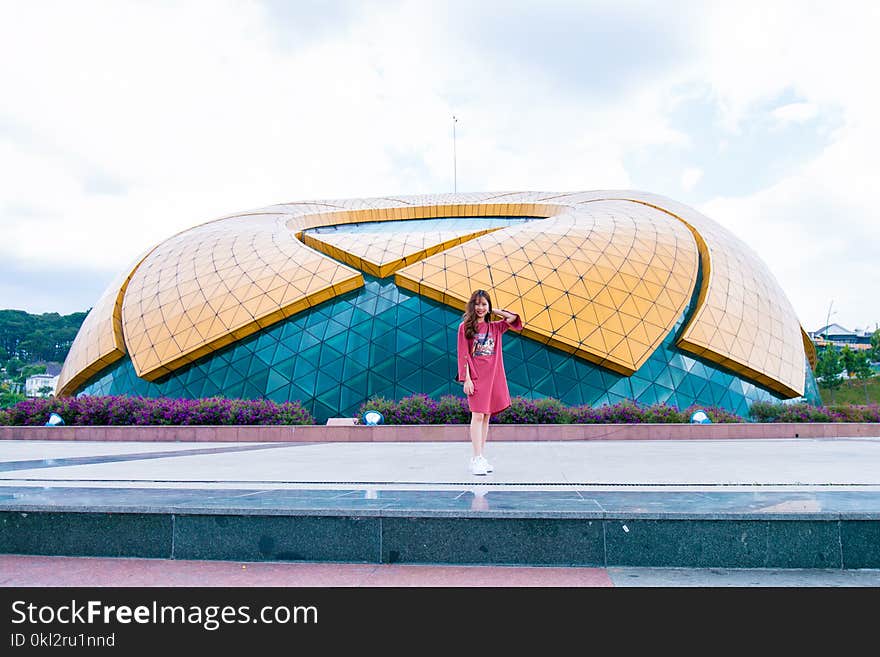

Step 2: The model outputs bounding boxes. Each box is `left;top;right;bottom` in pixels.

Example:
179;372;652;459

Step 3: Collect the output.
2;436;880;586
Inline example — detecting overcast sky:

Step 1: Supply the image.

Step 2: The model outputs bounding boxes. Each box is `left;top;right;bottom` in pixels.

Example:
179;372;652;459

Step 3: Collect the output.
1;0;877;333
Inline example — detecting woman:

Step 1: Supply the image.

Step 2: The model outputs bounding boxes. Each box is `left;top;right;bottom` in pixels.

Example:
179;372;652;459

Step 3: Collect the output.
456;289;523;476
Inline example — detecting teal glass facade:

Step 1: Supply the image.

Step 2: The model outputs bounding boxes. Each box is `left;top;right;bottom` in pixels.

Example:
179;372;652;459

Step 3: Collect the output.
79;270;820;423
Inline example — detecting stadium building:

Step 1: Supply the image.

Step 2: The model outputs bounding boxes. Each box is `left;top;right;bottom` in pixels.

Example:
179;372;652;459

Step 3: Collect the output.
58;191;819;421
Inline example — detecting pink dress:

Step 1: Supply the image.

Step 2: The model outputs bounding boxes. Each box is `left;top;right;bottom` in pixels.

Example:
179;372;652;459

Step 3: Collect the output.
456;314;523;414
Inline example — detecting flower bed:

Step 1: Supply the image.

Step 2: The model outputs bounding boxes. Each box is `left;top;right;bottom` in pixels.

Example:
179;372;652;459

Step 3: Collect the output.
2;394;878;426
750;401;880;423
356;395;745;424
356;395;880;424
2;395;314;426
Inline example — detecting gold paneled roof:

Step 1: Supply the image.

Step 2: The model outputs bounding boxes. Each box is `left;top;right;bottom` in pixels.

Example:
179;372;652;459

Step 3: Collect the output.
301;223;508;279
395;201;698;374
557;191;806;397
120;213;363;381
56;252;149;396
58;191;810;398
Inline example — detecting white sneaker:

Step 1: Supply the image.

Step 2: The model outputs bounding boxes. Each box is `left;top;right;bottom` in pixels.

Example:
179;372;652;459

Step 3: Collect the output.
470;457;488;476
479;455;494;473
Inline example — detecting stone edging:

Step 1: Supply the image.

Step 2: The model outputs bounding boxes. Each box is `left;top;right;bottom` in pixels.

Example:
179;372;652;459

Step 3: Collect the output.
1;423;879;442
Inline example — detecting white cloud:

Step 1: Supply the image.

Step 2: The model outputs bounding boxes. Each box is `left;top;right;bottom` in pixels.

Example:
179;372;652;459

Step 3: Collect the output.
0;0;690;289
693;0;880;330
772;102;819;124
681;167;703;191
0;0;876;334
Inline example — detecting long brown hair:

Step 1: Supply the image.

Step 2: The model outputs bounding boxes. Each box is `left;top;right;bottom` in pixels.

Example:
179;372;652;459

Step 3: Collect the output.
462;289;492;340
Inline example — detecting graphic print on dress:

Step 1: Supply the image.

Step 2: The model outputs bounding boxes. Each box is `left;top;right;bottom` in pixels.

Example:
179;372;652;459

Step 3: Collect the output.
473;331;495;357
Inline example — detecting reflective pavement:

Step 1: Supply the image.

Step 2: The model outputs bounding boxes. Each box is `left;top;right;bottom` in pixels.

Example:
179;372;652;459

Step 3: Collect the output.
2;437;880;585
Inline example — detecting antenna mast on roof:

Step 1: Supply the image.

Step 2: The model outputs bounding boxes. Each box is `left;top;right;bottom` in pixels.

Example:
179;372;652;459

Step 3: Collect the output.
823;300;835;340
452;114;458;193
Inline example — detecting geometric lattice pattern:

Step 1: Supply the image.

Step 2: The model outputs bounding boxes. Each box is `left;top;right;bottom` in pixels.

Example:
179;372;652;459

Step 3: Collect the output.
55;250;152;396
533;191;807;396
302;216;534;278
59;194;566;395
120;213;363;382
616;192;807;397
79;275;819;423
396;202;699;375
60;190;815;404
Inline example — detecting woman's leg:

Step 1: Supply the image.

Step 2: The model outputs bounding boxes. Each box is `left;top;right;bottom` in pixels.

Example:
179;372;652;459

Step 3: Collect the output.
480;414;490;452
470;412;486;457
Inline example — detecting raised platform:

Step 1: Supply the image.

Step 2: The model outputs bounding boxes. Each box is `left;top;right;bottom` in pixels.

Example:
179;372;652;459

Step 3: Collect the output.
3;422;880;442
2;433;880;569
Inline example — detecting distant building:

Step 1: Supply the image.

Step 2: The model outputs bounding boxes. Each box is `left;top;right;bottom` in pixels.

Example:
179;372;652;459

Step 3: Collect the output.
37;363;63;377
25;374;59;397
809;324;875;351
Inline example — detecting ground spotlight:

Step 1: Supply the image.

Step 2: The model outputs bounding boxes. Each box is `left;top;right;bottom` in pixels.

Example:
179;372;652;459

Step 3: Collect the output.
361;409;384;426
45;413;65;426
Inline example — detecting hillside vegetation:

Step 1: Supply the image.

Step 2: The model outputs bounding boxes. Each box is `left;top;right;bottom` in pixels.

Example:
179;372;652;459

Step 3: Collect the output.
819;378;880;405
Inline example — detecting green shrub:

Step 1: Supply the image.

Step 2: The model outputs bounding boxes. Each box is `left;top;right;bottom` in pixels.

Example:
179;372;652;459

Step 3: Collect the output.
395;393;437;425
7;394;877;426
638;403;687;424
5;395;315;425
492;397;543;424
435;395;470;424
749;401;781;422
828;404;880;422
356;396;399;424
748;401;880;423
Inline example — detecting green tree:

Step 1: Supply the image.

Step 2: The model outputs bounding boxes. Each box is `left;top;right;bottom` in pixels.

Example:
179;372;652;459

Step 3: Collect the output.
0;310;33;358
0;309;87;364
852;350;875;404
816;346;844;403
872;329;880;361
3;357;25;380
841;345;857;377
0;381;24;408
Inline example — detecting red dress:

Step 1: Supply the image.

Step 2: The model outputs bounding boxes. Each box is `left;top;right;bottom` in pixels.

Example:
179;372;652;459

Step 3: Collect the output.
456;314;523;414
